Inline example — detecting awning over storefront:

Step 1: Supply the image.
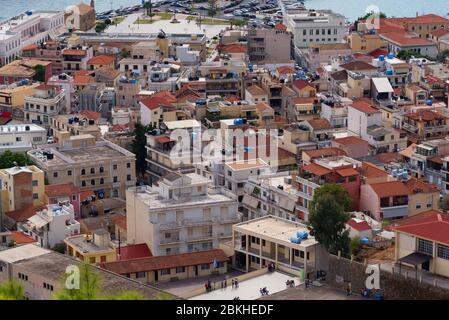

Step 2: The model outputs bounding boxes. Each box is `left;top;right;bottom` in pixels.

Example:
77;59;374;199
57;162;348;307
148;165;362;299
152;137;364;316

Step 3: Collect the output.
399;252;431;266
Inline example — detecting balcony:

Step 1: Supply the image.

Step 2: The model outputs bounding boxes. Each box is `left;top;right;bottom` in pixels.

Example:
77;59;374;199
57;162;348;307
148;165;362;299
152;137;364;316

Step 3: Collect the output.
187;233;214;242
160;237;181;245
183;218;214;226
158;221;182;230
381;205;408;219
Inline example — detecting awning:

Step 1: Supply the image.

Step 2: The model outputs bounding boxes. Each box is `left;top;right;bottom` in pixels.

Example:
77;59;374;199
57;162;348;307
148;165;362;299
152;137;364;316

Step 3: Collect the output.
399;252;431;266
28;214;49;229
279;197;296;212
242;194;260;209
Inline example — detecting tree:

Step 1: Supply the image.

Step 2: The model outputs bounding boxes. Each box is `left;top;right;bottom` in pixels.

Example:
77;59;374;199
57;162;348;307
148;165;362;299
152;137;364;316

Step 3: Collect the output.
143;1;153;17
436;49;449;63
54;263;145;300
104;18;112;25
350;236;361;256
95;21;107;33
353;11;387;30
0;280;25;300
0;150;32;169
307;184;352;256
33;64;46;82
397;49;422;60
230;18;247;28
52;242;66;254
207;0;219;19
440;194;449;211
131;123;152;177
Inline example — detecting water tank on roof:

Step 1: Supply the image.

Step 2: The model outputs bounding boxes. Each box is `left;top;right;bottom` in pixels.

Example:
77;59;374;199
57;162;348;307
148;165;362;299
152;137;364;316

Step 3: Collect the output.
25;10;33;16
233;118;243;125
387;53;394;59
385;69;393;76
20;79;29;85
297;231;308;240
290;236;301;244
68;118;74;124
379;55;385;61
426;99;433;106
88;119;95;125
360;237;369;245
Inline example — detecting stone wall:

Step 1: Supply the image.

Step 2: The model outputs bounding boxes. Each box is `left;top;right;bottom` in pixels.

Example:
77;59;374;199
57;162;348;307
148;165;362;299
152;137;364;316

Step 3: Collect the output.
325;254;449;300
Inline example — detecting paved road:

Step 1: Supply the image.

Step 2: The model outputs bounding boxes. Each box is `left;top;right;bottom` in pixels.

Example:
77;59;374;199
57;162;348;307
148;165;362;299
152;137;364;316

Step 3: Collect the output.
258;283;363;300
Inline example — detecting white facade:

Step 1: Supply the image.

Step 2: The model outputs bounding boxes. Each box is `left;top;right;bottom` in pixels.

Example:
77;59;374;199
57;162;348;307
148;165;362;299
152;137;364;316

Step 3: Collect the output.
285;9;347;49
0;11;65;66
347;105;382;139
24;87;66;126
0;124;47;153
176;44;200;65
22;203;80;248
47;74;75;112
126;173;240;256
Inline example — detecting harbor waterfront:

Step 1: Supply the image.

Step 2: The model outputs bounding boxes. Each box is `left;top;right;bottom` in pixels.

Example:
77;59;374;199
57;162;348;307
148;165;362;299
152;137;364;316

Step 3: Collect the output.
0;0;448;22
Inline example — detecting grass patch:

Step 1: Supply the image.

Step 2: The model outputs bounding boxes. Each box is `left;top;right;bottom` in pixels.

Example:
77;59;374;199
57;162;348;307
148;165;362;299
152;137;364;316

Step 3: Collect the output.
112;16;125;24
135;13;174;24
186;16;231;25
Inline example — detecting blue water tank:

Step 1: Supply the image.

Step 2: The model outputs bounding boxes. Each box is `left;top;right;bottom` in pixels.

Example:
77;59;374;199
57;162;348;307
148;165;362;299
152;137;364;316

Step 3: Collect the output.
378;55;385;61
297;231;309;240
426;99;433;106
385;69;394;75
25;10;33;16
290;236;301;244
360;237;370;245
233;118;243;125
387;53;394;59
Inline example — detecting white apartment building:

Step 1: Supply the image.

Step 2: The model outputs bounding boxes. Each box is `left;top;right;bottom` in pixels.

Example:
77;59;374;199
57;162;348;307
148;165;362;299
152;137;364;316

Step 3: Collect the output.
24;84;66;126
0;11;65;66
21;203;80;248
126;172;240;256
285;9;347;58
224;159;271;203
0;123;47;153
47;73;76;113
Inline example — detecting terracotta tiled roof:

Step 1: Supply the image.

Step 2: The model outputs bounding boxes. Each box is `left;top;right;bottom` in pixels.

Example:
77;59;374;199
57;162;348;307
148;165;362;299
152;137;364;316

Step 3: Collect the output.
351;99;380;114
381;33;435;46
303;147;346;159
226;95;240;103
275;23;287;31
334;136;368;146
22;44;38;51
292;79;314;90
361;161;389;178
368;49;388;58
246;85;266;96
256;102;272;112
151;90;177;103
221;43;247;54
404;178;439;194
88;55;115;65
302;163;331;176
101;249;229;274
35;84;60;91
74;74;94;86
405;110;447;121
5;204;47;223
392;210;449;245
117;243;152;261
368;181;410;198
336;167;359;177
11;231;36;245
141;96;174;110
307;118;333;130
63;49;87;56
276;66;296;74
80;190;95;202
291;97;316;104
79;110;101;120
429;28;449;37
340;61;377;71
347;219;371;232
45;183;79;197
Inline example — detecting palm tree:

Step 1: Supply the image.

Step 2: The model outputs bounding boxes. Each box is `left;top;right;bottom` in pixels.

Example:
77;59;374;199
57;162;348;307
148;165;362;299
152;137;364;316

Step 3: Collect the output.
143;1;153;18
0;280;25;300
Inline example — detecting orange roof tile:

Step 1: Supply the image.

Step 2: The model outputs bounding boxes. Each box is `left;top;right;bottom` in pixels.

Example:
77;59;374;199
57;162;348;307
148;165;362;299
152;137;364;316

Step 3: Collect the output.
45;183;79;197
334;136;368;146
302;163;332;176
88;55;115;65
369;181;410;197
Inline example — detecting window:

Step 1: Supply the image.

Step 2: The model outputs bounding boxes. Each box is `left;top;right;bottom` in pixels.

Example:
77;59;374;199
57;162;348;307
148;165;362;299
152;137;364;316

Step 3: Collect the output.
161;268;171;275
68;170;72;176
99;167;104;173
127;163;131;168
136;271;146;278
16;137;22;142
200;263;210;270
416;203;422;209
91;179;95;186
427;203;432;208
113;176;118;183
91;168;95;174
82;181;86;187
438;244;449;260
81;169;86;175
418;238;433;255
176;267;186;273
43;283;54;291
33;193;39;199
113;164;117;170
90;257;96;264
100;178;104;184
32;180;38;187
127;175;131;181
53;172;58;178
